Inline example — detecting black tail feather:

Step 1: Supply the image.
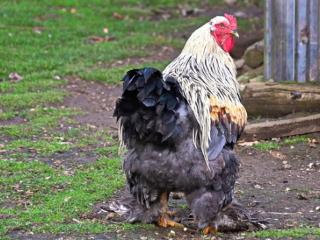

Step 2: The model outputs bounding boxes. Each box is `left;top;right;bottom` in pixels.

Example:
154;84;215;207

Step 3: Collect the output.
114;68;185;146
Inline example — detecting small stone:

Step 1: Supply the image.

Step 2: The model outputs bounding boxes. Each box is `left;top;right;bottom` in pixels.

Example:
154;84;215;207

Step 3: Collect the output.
297;193;308;200
168;230;175;237
315;206;320;211
283;164;292;170
285;187;291;192
183;227;188;232
140;237;147;240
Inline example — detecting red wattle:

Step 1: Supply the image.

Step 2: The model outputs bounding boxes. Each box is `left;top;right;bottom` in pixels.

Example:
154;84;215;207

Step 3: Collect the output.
222;37;235;53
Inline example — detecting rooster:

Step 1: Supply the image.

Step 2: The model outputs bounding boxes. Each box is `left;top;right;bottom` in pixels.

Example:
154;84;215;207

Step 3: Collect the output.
113;14;247;234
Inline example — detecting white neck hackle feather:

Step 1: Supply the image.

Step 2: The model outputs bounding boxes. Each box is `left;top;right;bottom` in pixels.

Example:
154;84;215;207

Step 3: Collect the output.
163;20;238;169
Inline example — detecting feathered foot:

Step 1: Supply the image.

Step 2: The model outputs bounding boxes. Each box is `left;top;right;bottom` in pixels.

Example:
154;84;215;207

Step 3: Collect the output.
202;226;218;235
157;192;184;228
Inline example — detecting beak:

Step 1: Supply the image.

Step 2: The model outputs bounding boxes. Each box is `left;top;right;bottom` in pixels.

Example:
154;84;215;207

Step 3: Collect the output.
232;30;239;38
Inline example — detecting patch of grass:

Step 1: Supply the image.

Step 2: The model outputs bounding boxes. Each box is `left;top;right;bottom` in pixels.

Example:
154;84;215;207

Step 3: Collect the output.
0;111;16;121
4;139;72;156
0;157;125;236
253;135;310;151
0;91;65;112
253;141;280;151
0;159;69;207
283;135;308;145
252;227;320;238
0;107;77;138
0;78;65;94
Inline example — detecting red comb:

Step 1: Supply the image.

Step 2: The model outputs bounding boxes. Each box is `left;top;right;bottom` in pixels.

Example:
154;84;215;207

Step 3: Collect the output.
224;13;237;29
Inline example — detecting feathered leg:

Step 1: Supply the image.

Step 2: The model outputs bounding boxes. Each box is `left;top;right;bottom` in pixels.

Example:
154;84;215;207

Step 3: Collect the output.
157;192;184;228
186;188;224;234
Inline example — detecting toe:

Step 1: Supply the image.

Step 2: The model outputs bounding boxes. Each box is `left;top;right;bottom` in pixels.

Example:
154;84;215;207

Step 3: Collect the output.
202;226;218;235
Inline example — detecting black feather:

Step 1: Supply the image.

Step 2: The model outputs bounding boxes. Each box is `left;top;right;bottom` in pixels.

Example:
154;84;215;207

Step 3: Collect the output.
114;67;185;146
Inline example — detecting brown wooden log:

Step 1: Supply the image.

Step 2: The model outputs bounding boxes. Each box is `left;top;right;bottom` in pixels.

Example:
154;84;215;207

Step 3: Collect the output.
241;113;320;141
241;82;320;118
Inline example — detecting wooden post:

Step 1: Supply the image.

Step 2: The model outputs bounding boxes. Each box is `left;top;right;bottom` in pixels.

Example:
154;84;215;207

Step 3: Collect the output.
308;0;320;81
265;0;320;82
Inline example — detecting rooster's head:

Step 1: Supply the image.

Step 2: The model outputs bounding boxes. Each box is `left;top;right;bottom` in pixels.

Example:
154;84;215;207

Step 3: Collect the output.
209;14;238;53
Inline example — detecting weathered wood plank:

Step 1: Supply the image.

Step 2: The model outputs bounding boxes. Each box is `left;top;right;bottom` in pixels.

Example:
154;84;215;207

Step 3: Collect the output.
285;0;295;81
264;0;273;80
295;0;308;83
272;1;284;80
265;0;319;82
308;0;320;81
241;113;320;141
241;82;320;118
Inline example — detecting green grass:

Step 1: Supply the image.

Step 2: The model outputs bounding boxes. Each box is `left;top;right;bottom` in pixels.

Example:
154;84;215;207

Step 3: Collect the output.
253;135;310;151
252;227;320;238
0;156;125;235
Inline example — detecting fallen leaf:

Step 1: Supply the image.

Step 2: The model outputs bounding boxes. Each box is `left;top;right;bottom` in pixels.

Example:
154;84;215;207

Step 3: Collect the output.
87;36;116;44
32;26;45;34
112;12;125;20
9;72;23;82
25;190;34;196
72;218;82;223
270;151;287;160
308;138;319;148
238;141;259;147
70;8;77;14
64;196;71;202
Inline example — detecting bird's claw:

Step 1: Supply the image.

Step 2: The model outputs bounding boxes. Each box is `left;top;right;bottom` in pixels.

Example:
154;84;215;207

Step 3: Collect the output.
157;216;184;228
202;226;218;235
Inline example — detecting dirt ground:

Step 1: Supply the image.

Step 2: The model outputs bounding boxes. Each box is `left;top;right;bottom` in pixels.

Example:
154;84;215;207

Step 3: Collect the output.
30;78;318;240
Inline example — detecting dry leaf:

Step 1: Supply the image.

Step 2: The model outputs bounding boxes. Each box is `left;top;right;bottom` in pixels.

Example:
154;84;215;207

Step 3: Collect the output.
70;8;77;14
270;150;287;160
9;72;23;82
64;196;71;202
32;26;45;34
112;12;125;20
308;138;319;148
87;36;116;44
238;141;259;147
